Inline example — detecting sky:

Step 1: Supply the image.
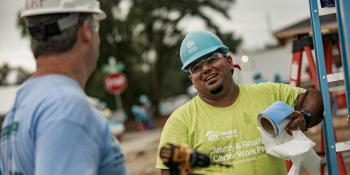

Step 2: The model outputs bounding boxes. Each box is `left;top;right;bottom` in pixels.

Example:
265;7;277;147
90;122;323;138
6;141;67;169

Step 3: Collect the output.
0;0;310;72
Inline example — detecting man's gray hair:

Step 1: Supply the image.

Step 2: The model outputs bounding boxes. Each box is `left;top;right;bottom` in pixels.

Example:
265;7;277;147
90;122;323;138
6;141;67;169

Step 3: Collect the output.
25;13;91;59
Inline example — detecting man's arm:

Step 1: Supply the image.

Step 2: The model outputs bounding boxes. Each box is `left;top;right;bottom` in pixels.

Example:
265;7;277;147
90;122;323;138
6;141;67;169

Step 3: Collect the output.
156;111;189;174
286;88;324;132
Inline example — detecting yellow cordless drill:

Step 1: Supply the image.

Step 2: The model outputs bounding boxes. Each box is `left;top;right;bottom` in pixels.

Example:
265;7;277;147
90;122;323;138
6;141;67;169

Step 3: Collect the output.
160;142;231;175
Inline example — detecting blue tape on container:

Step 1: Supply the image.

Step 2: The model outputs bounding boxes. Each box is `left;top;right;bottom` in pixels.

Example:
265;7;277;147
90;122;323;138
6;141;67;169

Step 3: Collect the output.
258;101;294;137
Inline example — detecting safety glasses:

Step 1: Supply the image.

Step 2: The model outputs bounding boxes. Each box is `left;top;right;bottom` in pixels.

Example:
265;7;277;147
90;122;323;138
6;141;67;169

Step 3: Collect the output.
189;52;225;74
88;18;100;32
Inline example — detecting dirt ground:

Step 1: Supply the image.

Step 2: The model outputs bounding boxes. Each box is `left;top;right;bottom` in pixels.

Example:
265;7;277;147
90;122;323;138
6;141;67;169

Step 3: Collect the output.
120;115;350;175
120;116;167;175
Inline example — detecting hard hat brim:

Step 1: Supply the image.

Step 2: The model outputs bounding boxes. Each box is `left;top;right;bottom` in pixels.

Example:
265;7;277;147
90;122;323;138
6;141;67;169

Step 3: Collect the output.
181;45;228;72
21;8;106;20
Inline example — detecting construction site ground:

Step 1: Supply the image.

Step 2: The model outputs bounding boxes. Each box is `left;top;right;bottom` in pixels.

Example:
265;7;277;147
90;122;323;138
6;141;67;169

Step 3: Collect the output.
121;115;350;175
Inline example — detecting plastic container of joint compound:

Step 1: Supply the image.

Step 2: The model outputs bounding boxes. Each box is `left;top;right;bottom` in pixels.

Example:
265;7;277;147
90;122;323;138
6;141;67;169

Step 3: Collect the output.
257;101;294;137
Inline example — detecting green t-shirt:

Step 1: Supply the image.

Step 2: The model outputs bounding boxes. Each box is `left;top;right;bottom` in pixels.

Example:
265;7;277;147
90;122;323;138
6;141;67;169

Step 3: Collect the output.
156;82;305;175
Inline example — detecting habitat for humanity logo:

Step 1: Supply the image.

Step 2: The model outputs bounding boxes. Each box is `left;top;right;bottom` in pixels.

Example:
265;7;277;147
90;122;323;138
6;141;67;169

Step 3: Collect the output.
206;129;238;142
185;40;198;53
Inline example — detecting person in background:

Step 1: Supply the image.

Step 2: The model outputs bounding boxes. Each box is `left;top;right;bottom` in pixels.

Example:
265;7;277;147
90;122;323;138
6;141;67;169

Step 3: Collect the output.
156;31;324;175
273;72;284;83
139;95;156;128
252;70;266;84
131;96;155;131
0;0;127;174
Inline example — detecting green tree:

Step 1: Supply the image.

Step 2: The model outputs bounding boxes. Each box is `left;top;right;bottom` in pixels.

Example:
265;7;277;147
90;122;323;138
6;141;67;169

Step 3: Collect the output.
0;64;10;86
14;67;31;84
0;63;31;86
88;0;241;114
17;0;242;117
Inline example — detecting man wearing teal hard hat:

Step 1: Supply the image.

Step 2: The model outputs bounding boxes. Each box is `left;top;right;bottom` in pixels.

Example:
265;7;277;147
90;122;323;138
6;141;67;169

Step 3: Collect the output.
156;31;324;175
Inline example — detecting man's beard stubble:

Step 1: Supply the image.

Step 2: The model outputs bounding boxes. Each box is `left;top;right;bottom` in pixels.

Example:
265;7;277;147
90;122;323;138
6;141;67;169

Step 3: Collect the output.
209;85;223;94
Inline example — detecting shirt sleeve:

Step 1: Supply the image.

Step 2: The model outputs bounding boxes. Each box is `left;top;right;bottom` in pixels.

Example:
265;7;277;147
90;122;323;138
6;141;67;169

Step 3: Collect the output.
99;126;128;175
274;83;305;107
260;82;305;107
156;109;189;169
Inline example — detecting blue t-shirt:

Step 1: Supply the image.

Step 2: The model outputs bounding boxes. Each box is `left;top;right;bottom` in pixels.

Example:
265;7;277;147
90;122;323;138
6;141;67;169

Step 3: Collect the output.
0;75;127;175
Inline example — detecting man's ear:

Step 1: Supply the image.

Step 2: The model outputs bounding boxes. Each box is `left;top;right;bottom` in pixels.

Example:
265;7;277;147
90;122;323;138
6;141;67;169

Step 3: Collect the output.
189;74;193;82
225;54;233;63
79;20;92;42
225;55;235;69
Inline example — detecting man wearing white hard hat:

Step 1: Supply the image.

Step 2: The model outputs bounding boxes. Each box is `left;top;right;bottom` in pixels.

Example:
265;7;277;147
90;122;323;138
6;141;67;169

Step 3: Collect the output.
156;31;324;174
0;0;127;174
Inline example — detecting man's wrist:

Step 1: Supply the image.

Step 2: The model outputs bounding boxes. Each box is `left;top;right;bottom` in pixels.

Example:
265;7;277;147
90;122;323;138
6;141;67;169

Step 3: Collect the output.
301;110;312;128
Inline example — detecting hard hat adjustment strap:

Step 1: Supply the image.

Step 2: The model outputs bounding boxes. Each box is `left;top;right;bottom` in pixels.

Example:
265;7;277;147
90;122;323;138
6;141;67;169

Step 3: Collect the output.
28;14;79;41
57;14;79;31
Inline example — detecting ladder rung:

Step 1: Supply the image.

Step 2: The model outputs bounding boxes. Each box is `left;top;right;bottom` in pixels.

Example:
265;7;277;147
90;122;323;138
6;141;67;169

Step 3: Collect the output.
327;72;344;83
327;72;344;88
336;140;350;152
319;6;336;16
328;85;345;92
335;108;348;116
320;151;350;165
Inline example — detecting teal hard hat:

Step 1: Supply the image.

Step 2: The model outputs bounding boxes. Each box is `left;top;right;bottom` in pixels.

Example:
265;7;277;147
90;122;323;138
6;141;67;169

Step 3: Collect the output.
139;95;149;103
180;31;229;72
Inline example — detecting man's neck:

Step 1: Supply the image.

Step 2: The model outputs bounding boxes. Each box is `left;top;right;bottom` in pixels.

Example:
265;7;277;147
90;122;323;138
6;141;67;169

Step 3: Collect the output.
199;83;239;107
31;53;89;88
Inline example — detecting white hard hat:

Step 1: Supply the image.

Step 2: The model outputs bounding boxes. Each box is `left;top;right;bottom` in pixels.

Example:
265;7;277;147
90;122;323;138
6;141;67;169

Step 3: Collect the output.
21;0;106;20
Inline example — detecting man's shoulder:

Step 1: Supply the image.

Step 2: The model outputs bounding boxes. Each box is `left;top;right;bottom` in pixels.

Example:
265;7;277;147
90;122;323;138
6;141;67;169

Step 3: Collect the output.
22;74;83;96
31;75;86;103
19;76;92;117
172;96;198;113
240;82;278;88
167;96;201;122
246;82;304;92
239;82;295;92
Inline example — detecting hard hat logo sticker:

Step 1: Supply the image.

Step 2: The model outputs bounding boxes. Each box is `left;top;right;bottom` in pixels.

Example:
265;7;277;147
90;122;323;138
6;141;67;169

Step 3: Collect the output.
186;40;197;53
26;0;44;9
186;41;194;49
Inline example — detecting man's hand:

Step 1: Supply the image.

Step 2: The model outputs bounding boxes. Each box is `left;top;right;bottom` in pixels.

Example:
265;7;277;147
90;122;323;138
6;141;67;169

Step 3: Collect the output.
294;88;324;128
285;111;307;135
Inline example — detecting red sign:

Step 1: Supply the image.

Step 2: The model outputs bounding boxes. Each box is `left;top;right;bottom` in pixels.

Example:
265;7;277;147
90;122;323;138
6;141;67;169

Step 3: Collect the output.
104;72;128;94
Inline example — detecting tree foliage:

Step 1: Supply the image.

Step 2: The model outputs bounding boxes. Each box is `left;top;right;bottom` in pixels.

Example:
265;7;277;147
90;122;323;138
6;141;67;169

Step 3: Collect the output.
0;64;31;86
88;0;241;115
17;0;242;116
